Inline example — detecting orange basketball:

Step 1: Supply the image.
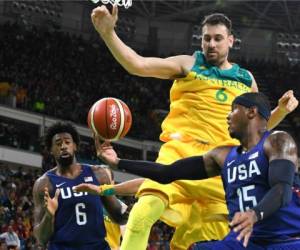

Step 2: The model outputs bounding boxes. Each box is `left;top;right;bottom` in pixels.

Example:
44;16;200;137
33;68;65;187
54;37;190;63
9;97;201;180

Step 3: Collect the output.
87;97;132;141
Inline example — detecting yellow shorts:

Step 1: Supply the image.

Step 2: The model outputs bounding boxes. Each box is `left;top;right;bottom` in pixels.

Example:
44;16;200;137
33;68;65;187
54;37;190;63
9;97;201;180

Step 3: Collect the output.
136;139;229;242
104;216;121;249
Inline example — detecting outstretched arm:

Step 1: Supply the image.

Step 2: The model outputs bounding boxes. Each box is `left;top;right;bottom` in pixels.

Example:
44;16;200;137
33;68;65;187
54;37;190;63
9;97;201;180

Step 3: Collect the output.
97;141;228;183
74;178;145;196
112;178;144;195
91;5;193;79
117;156;209;183
249;72;298;130
267;90;298;129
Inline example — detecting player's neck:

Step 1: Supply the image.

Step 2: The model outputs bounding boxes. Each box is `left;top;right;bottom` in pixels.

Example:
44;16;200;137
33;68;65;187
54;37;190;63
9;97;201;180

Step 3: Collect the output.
57;163;82;178
240;126;267;152
216;60;232;70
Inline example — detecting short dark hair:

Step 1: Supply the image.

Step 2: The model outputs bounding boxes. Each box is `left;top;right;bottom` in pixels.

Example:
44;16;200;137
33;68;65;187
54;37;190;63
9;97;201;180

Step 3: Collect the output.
45;122;80;151
233;92;271;120
201;13;232;34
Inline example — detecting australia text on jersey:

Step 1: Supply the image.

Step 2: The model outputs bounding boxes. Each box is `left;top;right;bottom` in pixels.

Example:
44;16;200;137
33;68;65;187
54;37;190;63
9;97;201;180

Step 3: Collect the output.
193;73;250;92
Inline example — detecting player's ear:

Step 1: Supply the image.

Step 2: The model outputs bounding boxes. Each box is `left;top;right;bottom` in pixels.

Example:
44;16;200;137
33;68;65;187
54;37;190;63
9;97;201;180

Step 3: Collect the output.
229;34;234;48
247;106;258;119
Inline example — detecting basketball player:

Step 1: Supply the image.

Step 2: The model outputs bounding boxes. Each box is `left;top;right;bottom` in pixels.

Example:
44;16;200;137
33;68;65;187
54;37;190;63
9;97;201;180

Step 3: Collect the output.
102;167;127;250
33;122;127;250
91;6;298;250
97;92;300;250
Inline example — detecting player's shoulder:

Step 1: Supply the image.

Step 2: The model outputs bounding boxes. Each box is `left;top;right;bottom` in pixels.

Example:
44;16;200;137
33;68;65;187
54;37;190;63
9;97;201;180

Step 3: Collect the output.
192;50;203;57
90;164;108;172
192;50;205;64
33;172;51;193
207;145;234;165
90;164;111;184
234;64;253;80
81;163;106;175
267;130;294;143
264;130;297;152
34;172;49;186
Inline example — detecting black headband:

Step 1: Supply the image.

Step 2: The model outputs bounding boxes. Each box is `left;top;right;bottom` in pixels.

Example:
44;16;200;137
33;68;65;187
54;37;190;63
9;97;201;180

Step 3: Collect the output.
233;95;271;120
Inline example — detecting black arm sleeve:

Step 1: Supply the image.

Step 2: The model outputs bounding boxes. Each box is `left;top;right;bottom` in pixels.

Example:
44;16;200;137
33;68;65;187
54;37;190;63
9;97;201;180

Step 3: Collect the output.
118;156;208;184
252;159;295;221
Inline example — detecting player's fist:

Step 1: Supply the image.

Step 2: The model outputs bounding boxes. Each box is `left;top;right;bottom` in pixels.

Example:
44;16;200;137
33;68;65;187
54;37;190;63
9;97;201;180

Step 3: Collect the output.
91;5;118;37
44;187;60;217
278;90;299;114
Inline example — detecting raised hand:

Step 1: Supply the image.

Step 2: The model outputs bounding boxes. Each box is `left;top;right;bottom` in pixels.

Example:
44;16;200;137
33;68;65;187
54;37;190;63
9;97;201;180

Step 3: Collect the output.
44;187;60;217
230;210;258;247
94;135;120;168
91;5;118;37
278;90;299;114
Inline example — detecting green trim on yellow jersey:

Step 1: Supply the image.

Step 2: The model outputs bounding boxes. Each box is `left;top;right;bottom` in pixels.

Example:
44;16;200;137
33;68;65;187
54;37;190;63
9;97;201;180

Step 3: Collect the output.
160;50;253;145
191;51;252;87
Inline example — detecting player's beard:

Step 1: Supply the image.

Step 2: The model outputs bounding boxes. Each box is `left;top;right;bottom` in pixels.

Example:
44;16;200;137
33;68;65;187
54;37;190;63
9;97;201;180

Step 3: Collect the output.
58;153;74;168
229;128;244;142
229;130;237;139
205;50;227;66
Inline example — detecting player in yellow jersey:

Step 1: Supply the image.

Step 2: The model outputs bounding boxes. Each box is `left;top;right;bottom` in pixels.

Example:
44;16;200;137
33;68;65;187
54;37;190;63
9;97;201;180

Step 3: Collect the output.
90;6;298;250
102;167;127;250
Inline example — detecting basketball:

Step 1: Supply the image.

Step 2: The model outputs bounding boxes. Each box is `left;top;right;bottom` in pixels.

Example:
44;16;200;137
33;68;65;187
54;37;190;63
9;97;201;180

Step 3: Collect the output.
87;97;132;141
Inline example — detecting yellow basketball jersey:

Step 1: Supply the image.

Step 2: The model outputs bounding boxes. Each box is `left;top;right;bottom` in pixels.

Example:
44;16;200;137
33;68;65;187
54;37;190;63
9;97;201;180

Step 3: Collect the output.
104;215;121;249
160;51;252;147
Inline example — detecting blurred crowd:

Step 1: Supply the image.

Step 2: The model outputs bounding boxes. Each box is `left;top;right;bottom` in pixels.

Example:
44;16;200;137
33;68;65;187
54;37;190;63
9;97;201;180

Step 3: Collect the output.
0;22;170;141
0;120;39;153
1;22;300;143
0;165;41;249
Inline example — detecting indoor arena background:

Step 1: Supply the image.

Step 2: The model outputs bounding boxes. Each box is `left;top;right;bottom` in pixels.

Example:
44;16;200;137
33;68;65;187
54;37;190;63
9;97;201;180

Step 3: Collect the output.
0;1;299;249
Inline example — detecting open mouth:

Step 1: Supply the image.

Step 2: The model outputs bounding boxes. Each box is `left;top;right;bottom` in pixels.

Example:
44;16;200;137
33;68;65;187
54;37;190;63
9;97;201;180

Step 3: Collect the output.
60;152;70;158
208;52;217;55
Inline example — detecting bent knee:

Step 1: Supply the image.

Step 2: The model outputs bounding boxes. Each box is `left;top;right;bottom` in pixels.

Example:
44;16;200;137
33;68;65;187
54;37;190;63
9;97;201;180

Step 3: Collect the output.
127;195;166;231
